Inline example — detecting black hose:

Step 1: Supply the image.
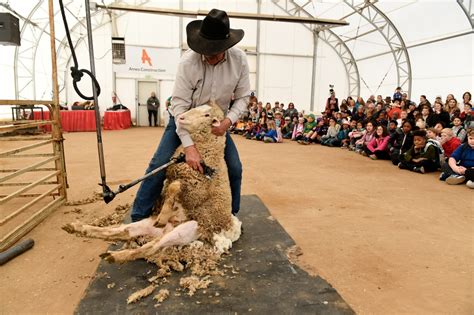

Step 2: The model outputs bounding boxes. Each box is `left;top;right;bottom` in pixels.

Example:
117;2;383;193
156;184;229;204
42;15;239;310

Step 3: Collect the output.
58;0;101;100
0;239;35;265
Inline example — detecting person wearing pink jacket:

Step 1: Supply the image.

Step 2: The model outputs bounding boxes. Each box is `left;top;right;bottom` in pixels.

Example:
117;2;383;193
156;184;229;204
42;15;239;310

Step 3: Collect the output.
364;125;391;160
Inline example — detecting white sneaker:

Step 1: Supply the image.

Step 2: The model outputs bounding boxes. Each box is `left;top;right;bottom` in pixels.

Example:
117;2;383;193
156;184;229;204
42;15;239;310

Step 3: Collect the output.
466;180;474;189
446;175;466;185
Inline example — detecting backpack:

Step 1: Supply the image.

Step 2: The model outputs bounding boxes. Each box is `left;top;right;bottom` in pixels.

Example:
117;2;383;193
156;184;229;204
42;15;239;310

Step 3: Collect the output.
426;139;445;167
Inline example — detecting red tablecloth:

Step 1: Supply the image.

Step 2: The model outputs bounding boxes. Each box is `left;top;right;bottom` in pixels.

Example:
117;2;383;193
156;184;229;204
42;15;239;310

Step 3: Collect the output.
33;110;96;132
103;110;132;130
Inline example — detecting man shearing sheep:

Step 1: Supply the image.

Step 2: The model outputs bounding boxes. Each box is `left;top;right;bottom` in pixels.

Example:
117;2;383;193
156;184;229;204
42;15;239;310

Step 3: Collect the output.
131;8;250;222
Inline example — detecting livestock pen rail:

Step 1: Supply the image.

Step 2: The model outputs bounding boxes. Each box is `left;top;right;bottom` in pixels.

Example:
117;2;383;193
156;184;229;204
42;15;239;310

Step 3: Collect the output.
0;100;67;252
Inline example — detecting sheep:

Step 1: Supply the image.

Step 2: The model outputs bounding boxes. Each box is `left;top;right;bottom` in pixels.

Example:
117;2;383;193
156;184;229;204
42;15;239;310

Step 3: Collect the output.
63;103;242;263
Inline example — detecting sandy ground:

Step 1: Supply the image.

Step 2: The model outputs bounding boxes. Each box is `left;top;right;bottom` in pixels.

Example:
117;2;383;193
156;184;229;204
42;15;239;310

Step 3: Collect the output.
1;127;473;314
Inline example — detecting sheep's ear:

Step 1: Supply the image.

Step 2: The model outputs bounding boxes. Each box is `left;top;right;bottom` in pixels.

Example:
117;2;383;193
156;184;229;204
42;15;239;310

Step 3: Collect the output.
212;117;221;127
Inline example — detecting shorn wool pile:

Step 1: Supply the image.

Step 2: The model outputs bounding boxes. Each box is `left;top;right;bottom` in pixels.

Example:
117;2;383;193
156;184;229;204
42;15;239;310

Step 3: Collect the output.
63;103;242;305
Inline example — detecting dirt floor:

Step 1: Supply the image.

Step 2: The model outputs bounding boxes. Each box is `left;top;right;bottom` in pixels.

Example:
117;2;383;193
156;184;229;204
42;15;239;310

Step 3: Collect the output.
1;127;473;314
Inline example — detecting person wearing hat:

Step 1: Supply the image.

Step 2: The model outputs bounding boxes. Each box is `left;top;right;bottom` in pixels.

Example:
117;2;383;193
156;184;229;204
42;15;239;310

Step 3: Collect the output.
130;8;250;222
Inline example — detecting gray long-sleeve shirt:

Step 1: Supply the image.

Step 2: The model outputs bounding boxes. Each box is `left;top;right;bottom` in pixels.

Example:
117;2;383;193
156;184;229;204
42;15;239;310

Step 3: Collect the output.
170;47;250;147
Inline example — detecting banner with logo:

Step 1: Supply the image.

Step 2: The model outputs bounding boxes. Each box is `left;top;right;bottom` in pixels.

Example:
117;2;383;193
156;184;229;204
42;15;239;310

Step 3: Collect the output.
113;46;180;76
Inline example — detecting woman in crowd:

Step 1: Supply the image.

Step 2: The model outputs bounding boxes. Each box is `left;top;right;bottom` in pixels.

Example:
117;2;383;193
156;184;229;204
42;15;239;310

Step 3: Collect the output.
285;102;298;119
444;98;459;121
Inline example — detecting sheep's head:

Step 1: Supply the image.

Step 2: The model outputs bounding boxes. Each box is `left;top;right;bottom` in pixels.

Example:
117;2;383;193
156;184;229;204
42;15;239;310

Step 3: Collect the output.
178;103;224;134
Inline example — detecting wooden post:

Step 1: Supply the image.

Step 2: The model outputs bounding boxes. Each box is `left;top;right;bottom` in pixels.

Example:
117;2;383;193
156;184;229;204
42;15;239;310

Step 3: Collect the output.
48;0;68;200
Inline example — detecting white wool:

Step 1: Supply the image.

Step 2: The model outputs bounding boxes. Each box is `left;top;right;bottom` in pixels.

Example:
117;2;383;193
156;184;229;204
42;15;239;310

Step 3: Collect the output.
213;216;242;253
189;240;204;248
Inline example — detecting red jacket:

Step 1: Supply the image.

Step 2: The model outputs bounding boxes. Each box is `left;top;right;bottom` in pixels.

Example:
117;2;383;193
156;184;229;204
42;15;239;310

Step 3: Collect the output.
442;137;461;157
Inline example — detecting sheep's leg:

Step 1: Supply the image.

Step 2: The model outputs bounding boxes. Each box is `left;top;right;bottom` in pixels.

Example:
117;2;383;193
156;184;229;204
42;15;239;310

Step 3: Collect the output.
100;222;175;263
101;221;199;263
62;217;162;241
156;180;183;226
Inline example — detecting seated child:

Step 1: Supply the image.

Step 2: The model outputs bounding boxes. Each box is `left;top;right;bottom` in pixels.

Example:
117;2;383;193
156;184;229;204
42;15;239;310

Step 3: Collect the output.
282;116;293;139
348;121;365;150
375;111;388;128
398;129;439;174
426;128;445;167
320;118;341;146
426;127;441;142
364;125;391;160
341;120;357;148
292;117;305;141
263;120;279;143
243;120;254;138
451;116;466;142
389;120;414;165
255;122;268;141
356;121;375;154
441;128;474;188
302;114;317;140
388;120;398;137
440;128;461;158
274;111;285;129
306;118;329;144
232;118;246;134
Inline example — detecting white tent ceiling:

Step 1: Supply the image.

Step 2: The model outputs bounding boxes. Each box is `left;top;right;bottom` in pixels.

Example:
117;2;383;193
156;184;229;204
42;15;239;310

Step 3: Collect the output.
0;0;472;117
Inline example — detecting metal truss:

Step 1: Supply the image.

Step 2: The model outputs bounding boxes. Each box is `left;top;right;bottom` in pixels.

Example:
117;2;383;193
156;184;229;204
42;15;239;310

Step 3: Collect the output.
270;0;360;99
13;0;76;100
457;0;474;29
343;0;412;97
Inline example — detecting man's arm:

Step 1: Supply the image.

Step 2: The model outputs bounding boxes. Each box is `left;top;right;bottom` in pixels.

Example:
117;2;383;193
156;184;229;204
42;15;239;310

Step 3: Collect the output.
226;52;250;125
171;56;199;148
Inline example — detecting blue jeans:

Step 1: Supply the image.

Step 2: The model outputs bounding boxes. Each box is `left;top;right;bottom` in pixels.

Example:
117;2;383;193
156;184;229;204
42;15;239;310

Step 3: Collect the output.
131;117;242;222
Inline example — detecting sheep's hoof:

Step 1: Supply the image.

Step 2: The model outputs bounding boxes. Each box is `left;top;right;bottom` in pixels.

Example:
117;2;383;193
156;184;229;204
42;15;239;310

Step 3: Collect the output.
62;223;76;234
99;252;115;263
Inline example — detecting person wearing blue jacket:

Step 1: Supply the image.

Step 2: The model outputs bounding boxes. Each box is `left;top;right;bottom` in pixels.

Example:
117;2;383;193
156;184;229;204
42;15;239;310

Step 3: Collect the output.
263;120;278;143
442;129;474;188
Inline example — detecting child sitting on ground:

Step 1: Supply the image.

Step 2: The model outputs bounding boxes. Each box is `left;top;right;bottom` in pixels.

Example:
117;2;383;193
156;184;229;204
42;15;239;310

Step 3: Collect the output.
306;118;329;144
232;117;247;135
426;128;445;167
440;128;461;158
389;120;414;165
357;121;375;155
282;116;293;139
398;129;439;174
341;120;356;148
263;120;279;143
364;125;391;160
348;121;365;150
451;116;466;142
441;129;474;188
320;118;341;146
388;120;398;137
302;114;317;139
292;116;305;141
426;127;441;142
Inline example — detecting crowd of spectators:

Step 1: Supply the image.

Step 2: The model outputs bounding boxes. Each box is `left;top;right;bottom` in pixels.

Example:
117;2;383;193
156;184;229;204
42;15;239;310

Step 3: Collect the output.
230;89;474;189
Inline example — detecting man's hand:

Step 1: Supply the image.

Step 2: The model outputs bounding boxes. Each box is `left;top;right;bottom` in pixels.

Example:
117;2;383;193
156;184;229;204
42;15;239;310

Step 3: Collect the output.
211;118;232;136
184;145;203;174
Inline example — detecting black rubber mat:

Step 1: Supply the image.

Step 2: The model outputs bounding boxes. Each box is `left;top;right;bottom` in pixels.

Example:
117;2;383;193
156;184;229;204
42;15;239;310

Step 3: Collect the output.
76;195;354;314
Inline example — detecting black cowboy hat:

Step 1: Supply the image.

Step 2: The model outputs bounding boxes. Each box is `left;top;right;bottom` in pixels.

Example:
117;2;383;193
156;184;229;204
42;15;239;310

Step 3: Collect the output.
186;9;244;56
